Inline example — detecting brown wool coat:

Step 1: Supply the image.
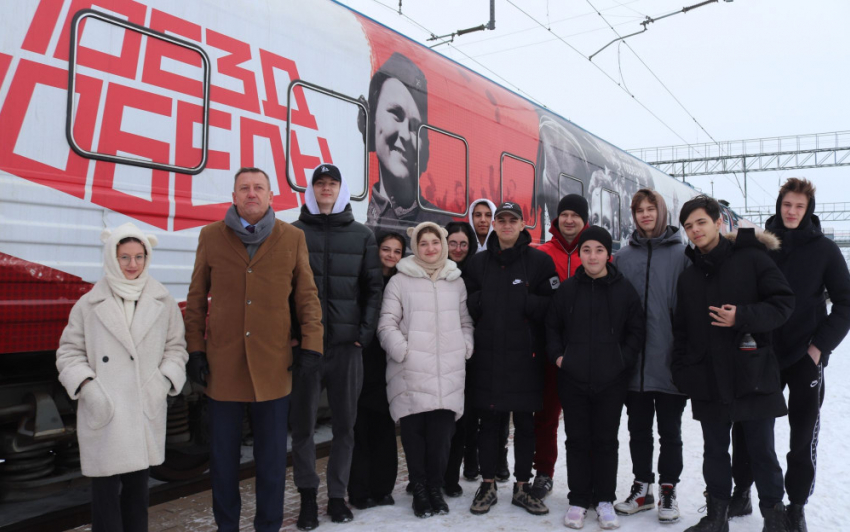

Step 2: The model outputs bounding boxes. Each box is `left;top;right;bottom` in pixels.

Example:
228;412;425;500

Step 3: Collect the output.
184;220;324;402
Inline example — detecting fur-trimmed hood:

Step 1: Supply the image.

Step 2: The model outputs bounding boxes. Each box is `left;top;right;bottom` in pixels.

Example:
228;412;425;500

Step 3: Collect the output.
724;228;781;252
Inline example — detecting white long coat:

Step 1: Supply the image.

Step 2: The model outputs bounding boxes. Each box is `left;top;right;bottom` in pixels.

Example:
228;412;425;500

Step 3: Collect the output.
56;278;188;477
378;257;474;422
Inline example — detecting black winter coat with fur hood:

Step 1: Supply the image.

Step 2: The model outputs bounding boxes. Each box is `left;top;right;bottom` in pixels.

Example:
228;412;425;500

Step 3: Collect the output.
672;228;795;423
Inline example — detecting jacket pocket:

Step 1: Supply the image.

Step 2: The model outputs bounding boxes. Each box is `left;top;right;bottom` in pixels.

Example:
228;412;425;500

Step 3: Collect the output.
142;371;170;421
80;378;115;430
672;352;712;401
734;346;781;398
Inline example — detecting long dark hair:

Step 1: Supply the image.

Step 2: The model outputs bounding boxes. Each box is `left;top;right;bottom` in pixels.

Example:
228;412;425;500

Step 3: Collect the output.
377;231;406;277
445;221;476;270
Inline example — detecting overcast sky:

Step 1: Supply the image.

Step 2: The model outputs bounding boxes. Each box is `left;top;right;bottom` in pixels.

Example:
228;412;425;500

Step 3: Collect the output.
340;0;850;229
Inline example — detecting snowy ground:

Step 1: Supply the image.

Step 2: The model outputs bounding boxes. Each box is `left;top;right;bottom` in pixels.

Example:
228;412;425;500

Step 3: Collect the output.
339;344;849;531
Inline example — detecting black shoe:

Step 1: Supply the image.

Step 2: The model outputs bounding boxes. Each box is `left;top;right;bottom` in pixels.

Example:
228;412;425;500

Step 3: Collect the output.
728;486;753;519
470;481;498;515
297;488;319;531
410;482;433;518
428;486;450;515
786;504;807;532
495;447;510;482
374;494;395;506
529;474;554;501
405;481;413;494
684;493;729;532
443;482;463;498
511;482;549;515
327;498;353;523
463;466;480;481
762;502;789;532
348;496;376;510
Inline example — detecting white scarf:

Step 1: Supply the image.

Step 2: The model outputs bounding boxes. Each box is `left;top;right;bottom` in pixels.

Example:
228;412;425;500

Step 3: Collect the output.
101;223;157;327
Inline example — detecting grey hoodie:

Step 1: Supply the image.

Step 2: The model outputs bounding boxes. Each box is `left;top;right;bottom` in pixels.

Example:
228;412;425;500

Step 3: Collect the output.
614;226;689;394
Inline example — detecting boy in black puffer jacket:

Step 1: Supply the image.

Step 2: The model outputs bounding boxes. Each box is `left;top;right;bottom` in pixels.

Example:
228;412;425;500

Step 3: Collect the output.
546;226;645;530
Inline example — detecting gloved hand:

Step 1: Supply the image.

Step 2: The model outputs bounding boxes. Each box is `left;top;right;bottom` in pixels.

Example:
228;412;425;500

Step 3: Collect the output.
294;348;322;374
187;351;210;387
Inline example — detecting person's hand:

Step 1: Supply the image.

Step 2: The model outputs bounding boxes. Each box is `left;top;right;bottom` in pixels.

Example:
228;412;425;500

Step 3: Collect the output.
187;351;210;387
807;344;822;365
290;338;300;347
296;349;322;374
354;342;362;348
79;378;91;390
709;304;736;327
556;356;563;368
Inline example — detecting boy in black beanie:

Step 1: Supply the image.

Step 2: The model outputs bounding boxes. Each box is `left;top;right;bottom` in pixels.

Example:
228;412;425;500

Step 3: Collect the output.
545;226;645;529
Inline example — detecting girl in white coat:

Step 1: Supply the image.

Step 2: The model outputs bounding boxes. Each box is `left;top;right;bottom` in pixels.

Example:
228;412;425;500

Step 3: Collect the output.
56;223;188;532
378;222;474;519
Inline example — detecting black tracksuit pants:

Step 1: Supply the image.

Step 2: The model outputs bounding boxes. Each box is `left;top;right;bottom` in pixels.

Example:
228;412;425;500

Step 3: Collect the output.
90;468;149;532
348;403;398;501
702;418;784;509
625;391;688;485
478;409;534;482
732;354;825;505
559;379;627;508
400;409;456;487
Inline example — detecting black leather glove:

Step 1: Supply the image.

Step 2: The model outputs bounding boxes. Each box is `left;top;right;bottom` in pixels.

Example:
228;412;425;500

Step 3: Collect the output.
187;351;210;387
294;348;322;374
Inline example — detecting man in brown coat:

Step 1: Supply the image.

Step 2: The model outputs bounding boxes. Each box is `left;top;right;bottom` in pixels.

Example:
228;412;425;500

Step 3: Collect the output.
184;167;323;532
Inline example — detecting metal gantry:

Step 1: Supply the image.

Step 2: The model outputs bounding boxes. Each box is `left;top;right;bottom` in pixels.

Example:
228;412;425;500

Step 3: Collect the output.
732;203;850;225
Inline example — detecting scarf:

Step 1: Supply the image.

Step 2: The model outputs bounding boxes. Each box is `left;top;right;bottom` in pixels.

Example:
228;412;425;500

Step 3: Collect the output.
407;222;449;282
101;223;156;327
224;205;276;259
633;189;669;239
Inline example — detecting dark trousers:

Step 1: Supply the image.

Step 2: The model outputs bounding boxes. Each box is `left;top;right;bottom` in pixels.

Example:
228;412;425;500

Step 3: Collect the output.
90;468;149;532
479;409;535;482
732;354;825;505
625;391;688;485
534;362;563;478
291;344;364;498
445;412;469;486
400;409;456;487
348;404;398;500
208;395;289;532
559;380;627;508
701;418;784;509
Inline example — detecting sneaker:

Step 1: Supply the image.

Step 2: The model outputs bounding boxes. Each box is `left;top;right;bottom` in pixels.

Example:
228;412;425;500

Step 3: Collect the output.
658;483;680;524
327;498;353;523
410;482;433;518
727;486;752;519
428;486;450;515
511;482;549;515
787;503;808;532
470;481;498;515
463;467;480;481
296;488;319;531
596;502;621;530
529;474;554;500
443;482;463;498
614;480;655;515
564;505;588;529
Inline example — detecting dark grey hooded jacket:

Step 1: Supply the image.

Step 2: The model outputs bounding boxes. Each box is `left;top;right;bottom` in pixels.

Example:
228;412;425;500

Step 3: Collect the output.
614;226;689;394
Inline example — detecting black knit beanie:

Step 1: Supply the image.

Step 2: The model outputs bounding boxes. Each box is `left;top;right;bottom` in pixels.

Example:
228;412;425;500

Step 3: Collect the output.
578;225;613;256
557;194;589;224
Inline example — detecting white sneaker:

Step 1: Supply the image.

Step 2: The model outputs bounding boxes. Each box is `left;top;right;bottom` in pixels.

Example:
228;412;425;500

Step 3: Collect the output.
596;502;621;529
563;505;587;529
614;480;654;515
657;483;680;523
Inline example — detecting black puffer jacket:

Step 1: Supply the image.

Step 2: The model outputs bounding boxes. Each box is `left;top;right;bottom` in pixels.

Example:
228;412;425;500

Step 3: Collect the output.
358;274;394;411
464;230;559;413
546;263;645;393
672;229;795;423
293;204;383;347
765;200;850;369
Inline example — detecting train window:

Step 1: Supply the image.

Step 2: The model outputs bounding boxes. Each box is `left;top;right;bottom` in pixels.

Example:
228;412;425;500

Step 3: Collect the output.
593;188;621;242
417;124;469;217
501;153;538;229
66;9;211;174
558;173;584;198
285;80;368;200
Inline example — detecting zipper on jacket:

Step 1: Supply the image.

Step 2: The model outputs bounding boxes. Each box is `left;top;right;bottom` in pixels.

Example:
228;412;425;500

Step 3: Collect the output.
323;217;330;346
589;279;595;392
639;243;653;392
432;279;443;409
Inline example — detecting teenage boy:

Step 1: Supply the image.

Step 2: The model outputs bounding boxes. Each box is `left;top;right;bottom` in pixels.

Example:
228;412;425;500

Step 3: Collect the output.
533;193;590;500
547;225;645;530
464;201;558;516
672;195;794;532
730;178;850;531
613;189;689;524
291;164;383;530
469;198;496;253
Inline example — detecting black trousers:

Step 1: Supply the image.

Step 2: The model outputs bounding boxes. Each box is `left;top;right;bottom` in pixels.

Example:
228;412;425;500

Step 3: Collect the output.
559;380;627;508
445;412;470;486
478;409;534;483
90;468;149;532
208;395;289;532
625;391;688;485
348;404;398;500
732;354;825;505
400;409;456;487
701;418;784;509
